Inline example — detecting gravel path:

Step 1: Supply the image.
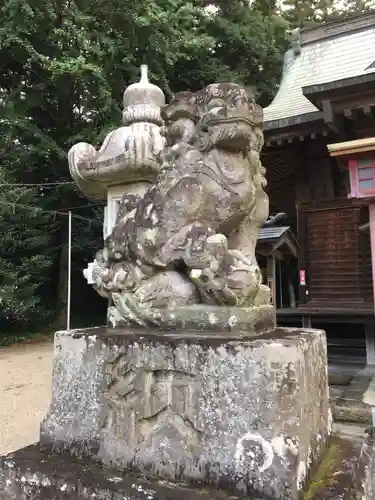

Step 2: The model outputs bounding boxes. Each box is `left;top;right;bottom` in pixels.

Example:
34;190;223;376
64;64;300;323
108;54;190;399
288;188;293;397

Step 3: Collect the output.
0;341;53;455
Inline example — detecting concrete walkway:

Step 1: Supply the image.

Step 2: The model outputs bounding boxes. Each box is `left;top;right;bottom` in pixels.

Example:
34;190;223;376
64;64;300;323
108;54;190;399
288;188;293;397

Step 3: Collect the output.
0;341;53;455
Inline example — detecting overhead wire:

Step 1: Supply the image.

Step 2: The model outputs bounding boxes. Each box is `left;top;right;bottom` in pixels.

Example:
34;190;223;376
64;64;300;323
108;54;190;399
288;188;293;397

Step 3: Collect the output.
0;182;74;187
0;181;105;223
0;200;102;224
59;202;105;212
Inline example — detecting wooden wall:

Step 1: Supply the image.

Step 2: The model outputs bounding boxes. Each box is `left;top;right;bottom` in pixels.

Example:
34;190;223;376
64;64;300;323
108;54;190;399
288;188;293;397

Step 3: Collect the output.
263;147;298;225
264;124;375;314
298;203;373;311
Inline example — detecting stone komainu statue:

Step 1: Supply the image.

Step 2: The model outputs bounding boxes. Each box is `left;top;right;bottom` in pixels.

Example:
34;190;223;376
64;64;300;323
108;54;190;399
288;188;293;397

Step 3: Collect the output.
69;68;272;329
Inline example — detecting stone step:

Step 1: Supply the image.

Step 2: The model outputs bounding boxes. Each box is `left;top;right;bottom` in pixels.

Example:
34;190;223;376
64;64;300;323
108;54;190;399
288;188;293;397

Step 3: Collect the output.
333;422;369;443
0;444;251;500
329;368;375;425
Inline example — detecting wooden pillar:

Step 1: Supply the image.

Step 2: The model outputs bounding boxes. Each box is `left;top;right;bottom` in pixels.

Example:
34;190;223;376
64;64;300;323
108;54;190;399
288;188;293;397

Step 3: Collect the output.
288;278;296;308
365;323;375;366
278;260;283;309
302;315;312;328
297;208;308;305
267;256;276;307
369;204;375;313
365;204;375;366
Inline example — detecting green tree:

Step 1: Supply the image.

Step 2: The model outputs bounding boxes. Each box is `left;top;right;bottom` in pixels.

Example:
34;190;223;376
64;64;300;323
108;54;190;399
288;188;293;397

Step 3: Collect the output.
341;0;375;16
280;0;332;27
163;1;288;106
0;0;289;333
0;0;116;329
0;171;57;328
279;0;375;28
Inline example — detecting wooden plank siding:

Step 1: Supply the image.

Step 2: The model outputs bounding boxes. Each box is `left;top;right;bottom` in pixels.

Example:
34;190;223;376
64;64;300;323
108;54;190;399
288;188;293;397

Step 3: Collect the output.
299;205;373;312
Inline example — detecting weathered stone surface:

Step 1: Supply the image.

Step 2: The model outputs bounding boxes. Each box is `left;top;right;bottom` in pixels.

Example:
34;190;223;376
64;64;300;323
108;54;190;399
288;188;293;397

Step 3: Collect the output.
1;433;372;500
108;303;276;334
0;444;249;500
40;329;106;456
41;326;330;499
73;76;273;328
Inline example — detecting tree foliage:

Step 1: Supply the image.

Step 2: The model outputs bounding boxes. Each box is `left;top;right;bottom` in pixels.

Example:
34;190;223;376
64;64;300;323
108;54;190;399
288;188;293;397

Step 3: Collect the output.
167;2;288;106
279;0;375;27
0;172;56;327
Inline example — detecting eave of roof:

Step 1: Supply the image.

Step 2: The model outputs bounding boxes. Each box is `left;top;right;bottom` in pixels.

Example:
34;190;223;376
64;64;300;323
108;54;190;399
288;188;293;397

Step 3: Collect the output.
263;14;375;131
263;111;322;131
303;72;375;103
327;137;375;156
258;226;290;240
257;226;298;257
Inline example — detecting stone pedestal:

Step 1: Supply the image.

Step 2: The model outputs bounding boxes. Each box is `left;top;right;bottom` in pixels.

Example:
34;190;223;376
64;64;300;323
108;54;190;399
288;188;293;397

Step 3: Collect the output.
40;326;330;500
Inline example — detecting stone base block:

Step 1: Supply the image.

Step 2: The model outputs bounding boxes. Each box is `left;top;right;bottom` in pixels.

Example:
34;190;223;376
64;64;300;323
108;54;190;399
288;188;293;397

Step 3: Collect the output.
108;303;276;334
1;432;372;500
41;326;331;500
0;445;242;500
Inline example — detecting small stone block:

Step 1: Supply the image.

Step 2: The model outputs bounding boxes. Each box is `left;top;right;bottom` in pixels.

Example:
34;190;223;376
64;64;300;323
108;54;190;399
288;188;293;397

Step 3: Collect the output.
41;326;331;500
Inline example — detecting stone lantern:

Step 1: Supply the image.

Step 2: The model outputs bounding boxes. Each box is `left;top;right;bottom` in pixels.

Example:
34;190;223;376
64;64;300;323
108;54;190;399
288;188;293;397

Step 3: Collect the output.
67;65;165;283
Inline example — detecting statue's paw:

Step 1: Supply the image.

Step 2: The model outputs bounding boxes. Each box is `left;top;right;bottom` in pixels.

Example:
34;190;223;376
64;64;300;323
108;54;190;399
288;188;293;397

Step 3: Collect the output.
111;292;149;327
205;234;228;265
253;284;271;306
189;267;237;306
110;271;200;327
205;233;227;247
191;267;225;291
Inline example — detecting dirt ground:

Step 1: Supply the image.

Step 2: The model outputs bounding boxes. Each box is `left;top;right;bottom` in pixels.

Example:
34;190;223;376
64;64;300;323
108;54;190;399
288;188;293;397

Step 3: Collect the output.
0;341;53;455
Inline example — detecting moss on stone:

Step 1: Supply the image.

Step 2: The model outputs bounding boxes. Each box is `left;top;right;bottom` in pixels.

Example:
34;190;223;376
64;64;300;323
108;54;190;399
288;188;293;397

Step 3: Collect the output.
303;438;345;500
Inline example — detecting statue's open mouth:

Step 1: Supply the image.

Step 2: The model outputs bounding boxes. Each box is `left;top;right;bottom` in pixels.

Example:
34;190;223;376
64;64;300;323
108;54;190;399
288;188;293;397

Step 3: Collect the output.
202;108;260;129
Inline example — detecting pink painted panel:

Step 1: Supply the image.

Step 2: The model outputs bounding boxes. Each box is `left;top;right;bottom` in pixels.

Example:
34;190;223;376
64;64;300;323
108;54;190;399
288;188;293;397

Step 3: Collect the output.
348;158;375;199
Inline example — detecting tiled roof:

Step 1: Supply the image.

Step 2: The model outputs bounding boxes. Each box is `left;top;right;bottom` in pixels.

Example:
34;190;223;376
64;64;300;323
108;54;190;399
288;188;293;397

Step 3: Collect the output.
264;15;375;128
258;226;290;241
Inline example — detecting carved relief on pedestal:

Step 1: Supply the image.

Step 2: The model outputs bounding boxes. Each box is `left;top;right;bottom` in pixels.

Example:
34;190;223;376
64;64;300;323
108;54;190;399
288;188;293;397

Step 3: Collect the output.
101;353;204;451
